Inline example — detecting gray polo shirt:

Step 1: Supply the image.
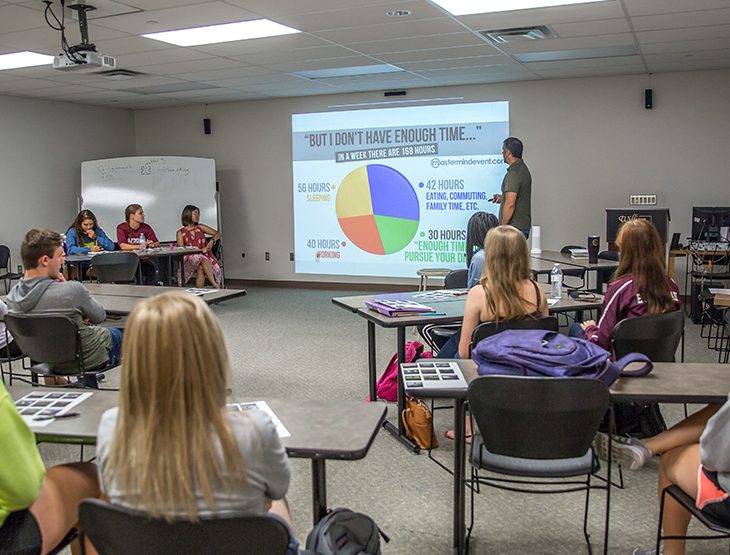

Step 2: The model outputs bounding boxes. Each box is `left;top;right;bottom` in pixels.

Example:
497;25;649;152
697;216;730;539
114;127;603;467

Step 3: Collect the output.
499;158;532;231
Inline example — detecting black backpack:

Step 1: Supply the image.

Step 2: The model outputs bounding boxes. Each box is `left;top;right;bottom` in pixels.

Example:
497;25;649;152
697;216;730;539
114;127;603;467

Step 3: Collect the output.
601;402;667;438
304;508;387;555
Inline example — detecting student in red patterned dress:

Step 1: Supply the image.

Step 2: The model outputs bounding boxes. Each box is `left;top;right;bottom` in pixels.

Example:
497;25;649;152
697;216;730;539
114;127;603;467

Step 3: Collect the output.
176;205;222;289
569;218;680;349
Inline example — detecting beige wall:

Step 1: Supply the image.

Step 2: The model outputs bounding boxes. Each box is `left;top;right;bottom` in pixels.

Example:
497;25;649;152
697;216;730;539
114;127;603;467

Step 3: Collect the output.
134;68;730;286
0;94;135;266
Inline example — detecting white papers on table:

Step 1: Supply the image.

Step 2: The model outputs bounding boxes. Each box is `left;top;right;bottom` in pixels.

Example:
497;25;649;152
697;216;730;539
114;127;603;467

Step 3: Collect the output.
227;401;291;438
15;391;93;427
708;288;730;295
186;288;217;295
547;297;560;306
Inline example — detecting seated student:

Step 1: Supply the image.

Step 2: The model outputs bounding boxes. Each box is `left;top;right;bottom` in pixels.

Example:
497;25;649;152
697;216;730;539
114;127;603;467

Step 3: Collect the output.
95;292;296;551
630;397;730;555
66;210;115;255
1;299;23;359
0;380;101;554
6;229;123;388
116;204;160;285
466;211;500;288
176;204;222;288
457;224;548;359
570;218;680;348
444;225;548;440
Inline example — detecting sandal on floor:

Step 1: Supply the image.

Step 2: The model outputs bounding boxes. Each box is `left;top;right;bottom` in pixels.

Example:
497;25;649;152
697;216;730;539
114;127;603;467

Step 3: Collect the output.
444;430;473;444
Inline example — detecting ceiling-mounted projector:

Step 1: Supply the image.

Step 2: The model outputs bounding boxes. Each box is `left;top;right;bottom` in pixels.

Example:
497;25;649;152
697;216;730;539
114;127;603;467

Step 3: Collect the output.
53;51;116;71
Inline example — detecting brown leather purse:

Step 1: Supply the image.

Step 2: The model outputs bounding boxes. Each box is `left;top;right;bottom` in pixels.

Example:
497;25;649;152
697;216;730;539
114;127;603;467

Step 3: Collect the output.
402;397;439;450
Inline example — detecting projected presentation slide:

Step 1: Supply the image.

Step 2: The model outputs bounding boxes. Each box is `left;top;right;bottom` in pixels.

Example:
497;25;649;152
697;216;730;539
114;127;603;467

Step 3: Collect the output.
292;101;509;278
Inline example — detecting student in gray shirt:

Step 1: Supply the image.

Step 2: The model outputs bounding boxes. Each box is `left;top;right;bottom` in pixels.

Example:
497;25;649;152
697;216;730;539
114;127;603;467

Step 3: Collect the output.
6;229;122;386
95;291;296;550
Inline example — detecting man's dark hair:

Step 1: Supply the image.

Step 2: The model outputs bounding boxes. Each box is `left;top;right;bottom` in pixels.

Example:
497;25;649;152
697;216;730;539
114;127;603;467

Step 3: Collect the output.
503;137;524;159
125;204;142;224
466;211;499;266
181;204;199;227
21;228;62;269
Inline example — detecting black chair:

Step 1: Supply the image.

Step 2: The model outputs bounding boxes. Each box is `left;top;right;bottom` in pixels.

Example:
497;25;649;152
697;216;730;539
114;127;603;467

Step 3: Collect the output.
470;316;559;355
211;238;225;288
596;250;619;292
419;269;469;353
444;268;468;289
611;310;685;363
0;245;22;293
3;311;110;387
655;485;730;553
1;328;26;386
78;499;291;555
466;375;612;553
91;252;140;283
560;245;587;288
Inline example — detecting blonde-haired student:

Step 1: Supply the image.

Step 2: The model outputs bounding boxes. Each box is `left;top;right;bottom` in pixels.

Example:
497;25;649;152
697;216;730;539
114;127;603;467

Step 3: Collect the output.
95;292;295;549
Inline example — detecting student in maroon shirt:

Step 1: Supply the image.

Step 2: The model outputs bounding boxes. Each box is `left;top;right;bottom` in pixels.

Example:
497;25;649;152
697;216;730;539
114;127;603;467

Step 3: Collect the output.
116;204;160;250
570;218;680;349
116;204;161;284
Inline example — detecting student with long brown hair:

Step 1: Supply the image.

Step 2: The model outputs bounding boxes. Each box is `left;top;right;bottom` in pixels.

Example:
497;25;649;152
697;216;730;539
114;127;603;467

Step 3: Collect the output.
573;218;680;349
457;224;549;359
95;292;295;549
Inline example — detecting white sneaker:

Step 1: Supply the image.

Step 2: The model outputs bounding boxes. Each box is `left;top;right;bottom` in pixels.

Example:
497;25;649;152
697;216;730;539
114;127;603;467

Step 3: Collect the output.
592;432;653;470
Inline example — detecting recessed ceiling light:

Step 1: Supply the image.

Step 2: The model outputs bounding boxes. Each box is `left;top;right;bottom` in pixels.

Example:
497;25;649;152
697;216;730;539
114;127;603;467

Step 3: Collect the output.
430;0;606;16
142;19;300;47
386;9;412;17
294;64;403;79
0;51;53;71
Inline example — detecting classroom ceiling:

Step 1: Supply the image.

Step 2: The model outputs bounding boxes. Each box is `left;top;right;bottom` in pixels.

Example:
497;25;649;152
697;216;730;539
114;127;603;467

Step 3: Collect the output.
0;0;729;109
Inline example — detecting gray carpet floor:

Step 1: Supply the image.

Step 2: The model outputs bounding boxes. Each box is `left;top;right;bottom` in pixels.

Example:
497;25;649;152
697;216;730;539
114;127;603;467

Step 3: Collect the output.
29;286;729;554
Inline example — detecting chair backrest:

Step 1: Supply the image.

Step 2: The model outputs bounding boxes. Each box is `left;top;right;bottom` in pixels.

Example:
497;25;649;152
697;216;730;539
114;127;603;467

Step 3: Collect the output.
597;250;619;262
471;316;559;353
91;252;139;283
444;269;468;289
560;244;583;254
468;375;610;460
79;499;291;555
3;312;82;370
0;245;10;269
611;310;684;362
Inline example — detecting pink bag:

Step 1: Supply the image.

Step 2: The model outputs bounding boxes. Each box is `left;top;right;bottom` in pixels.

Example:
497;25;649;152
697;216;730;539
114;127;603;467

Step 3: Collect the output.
375;341;433;402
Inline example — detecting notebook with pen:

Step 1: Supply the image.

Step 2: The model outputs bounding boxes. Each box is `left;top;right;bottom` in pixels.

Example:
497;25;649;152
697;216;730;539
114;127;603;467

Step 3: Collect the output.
365;299;436;317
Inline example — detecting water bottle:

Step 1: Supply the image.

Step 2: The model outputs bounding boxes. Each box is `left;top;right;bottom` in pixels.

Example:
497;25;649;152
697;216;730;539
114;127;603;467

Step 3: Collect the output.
550;264;563;299
139;232;146;249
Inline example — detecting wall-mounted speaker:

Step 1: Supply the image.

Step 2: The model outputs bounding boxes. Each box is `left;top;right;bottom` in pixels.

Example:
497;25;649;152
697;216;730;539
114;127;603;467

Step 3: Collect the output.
644;88;653;110
203;117;212;134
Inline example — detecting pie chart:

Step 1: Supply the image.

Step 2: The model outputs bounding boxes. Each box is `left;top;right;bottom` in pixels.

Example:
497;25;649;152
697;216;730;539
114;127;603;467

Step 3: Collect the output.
336;164;420;255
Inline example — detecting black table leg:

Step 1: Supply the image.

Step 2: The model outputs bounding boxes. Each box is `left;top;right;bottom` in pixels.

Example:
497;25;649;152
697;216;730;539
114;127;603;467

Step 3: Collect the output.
453;398;466;555
311;459;327;525
382;326;420;453
367;321;377;402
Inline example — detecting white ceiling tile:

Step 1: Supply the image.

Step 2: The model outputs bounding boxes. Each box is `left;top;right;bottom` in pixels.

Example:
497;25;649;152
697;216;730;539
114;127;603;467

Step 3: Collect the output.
0;4;49;33
623;0;730;17
189;33;329;57
376;45;500;64
133;56;244;76
637;24;730;44
171;66;278;82
93;35;178;56
632;8;730;31
222;0;393;18
91;75;185;90
267;56;385;74
533;64;645;78
347;33;486;55
524;54;644;70
398;55;515;71
500;33;636;54
91;2;260;35
640;37;730;55
0;77;68;91
550;18;630;38
231;45;361;65
314;18;465;44
116;47;214;68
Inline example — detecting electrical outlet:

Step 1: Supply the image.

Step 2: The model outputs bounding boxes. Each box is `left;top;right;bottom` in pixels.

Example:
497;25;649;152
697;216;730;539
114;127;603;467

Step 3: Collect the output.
17;265;22;274
265;252;270;261
290;252;294;261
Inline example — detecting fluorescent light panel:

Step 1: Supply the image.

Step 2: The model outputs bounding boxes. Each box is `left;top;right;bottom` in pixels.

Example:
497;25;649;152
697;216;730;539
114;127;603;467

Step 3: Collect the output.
143;19;300;47
0;51;53;71
295;64;403;79
431;0;606;16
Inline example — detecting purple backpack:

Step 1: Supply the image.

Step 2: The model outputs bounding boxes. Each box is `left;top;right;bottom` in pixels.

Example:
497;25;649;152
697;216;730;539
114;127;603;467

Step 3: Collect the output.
375;341;433;402
472;329;652;386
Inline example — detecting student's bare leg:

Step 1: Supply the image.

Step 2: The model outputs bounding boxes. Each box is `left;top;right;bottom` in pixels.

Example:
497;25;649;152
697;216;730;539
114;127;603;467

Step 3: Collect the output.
645;404;720;455
657;444;701;555
200;258;219;289
268;497;294;529
195;265;205;288
28;462;100;554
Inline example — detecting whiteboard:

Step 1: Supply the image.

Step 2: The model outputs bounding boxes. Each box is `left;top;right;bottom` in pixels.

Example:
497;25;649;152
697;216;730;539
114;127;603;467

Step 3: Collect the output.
81;156;218;243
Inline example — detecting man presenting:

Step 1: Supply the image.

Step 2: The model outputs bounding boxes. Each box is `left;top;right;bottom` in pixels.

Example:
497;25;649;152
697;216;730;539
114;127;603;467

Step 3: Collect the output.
6;229;122;387
490;137;532;238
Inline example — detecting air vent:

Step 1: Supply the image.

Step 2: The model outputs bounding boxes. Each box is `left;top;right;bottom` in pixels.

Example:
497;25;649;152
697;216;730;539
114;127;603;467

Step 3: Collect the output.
97;69;145;80
479;25;555;44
